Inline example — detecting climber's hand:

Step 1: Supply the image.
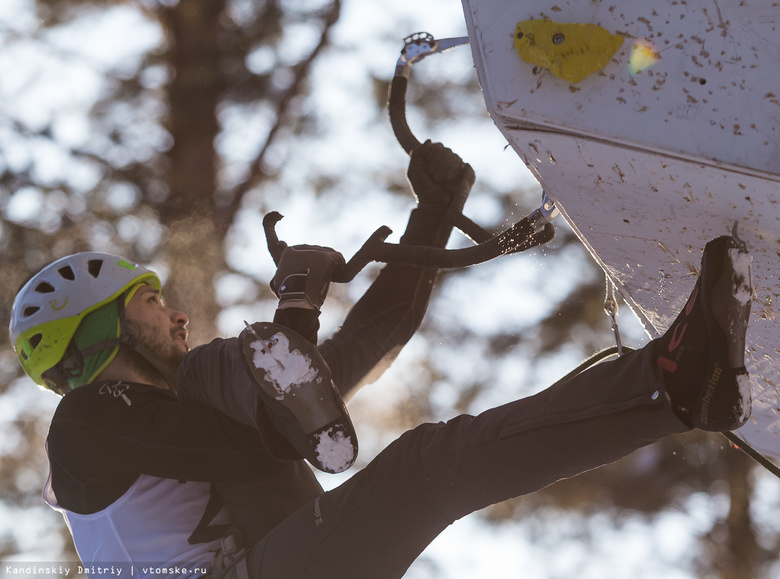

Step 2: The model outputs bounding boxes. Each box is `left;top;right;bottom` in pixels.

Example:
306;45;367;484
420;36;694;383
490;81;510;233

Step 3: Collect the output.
270;245;345;311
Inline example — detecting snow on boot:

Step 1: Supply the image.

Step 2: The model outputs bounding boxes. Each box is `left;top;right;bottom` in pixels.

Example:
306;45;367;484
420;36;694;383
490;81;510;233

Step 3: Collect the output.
240;321;358;473
654;235;753;431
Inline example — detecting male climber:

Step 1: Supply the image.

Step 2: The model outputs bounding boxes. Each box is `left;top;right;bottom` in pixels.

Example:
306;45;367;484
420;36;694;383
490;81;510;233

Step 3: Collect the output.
9;142;753;578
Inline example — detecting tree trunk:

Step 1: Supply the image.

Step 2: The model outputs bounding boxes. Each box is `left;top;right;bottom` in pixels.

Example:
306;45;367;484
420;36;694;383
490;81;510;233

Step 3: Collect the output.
718;445;757;579
160;0;224;220
159;0;227;345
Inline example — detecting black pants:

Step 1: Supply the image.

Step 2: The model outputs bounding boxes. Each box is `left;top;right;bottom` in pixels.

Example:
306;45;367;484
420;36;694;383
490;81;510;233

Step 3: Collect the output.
178;247;451;546
181;210;688;577
218;344;687;579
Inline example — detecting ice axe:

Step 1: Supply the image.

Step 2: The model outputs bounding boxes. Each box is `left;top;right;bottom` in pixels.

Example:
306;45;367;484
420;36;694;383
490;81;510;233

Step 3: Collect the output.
387;32;558;246
263;210;554;283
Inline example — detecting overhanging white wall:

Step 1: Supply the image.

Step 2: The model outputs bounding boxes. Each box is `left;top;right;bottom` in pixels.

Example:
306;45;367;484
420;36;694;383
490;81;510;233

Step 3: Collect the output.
462;0;780;458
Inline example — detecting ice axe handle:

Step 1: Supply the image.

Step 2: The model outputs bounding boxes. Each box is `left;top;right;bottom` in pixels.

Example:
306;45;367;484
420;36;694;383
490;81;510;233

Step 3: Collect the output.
262;211;287;266
262;212;555;284
388;75;422;155
388;75;492;244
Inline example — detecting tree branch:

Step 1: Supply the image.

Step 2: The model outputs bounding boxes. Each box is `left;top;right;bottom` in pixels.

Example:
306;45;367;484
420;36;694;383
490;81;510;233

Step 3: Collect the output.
217;0;342;229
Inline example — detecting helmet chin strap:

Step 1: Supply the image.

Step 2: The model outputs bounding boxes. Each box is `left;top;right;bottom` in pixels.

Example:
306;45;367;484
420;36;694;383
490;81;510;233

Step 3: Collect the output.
44;297;133;393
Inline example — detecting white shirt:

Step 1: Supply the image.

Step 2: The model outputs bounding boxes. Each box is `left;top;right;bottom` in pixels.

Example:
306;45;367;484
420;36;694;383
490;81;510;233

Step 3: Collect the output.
44;471;229;579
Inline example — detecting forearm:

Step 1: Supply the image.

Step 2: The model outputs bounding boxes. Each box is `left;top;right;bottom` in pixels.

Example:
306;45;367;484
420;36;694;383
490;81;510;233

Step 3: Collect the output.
400;206;456;248
319;207;452;400
314;141;473;399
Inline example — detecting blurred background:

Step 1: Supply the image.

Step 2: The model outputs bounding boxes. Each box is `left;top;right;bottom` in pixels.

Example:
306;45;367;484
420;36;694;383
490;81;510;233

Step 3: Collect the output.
0;0;778;577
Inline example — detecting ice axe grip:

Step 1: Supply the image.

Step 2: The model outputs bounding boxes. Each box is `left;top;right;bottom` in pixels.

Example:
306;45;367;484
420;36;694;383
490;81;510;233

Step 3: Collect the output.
387;74;492;244
388;76;422;155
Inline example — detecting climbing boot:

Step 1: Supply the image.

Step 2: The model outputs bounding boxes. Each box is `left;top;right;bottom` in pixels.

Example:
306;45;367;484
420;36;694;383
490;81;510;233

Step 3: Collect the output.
654;235;753;431
240;321;358;473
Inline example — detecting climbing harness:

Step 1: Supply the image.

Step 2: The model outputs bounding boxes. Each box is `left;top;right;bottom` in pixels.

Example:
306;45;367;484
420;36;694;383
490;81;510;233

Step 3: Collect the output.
204;527;249;579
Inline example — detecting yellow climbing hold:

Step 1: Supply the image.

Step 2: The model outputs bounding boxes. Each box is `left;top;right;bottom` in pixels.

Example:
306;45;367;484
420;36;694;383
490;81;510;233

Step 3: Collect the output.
513;19;624;84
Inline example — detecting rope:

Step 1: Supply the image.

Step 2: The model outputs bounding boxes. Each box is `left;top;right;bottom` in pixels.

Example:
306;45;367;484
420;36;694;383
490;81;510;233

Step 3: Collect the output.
603;279;624;356
549;346;632;387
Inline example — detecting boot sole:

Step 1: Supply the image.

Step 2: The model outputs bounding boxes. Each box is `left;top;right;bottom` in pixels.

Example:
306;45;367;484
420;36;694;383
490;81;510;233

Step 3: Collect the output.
240;322;358;473
693;236;753;431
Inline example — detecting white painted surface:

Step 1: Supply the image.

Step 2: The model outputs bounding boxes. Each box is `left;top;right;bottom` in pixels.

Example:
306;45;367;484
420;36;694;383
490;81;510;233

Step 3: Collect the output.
462;0;780;459
464;0;779;175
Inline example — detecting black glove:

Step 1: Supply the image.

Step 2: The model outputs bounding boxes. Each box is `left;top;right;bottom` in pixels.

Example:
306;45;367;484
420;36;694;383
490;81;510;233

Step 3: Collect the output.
270;245;345;311
407;140;476;215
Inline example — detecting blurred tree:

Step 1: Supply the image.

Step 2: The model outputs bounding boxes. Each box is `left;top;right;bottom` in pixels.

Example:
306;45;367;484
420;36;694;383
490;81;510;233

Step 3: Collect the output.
0;0;343;565
0;0;777;577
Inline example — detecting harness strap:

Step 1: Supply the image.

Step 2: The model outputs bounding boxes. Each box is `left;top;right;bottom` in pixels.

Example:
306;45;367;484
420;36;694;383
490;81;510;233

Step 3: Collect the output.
204;526;250;579
43;298;133;394
188;483;231;545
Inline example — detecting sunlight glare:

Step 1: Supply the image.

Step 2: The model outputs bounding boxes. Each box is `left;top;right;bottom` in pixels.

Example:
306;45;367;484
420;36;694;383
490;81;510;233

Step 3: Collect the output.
628;40;660;75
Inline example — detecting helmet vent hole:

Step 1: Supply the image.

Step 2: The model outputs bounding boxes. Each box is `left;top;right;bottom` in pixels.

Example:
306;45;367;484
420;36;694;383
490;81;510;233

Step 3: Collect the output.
23;305;41;317
58;266;75;280
34;282;55;294
29;333;42;349
87;259;103;278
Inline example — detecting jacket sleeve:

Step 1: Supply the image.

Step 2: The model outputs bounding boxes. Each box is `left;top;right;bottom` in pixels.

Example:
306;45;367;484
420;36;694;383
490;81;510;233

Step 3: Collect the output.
318;207;453;400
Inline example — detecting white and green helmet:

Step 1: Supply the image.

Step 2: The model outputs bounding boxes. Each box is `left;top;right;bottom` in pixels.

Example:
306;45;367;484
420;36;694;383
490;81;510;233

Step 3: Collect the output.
9;252;161;393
